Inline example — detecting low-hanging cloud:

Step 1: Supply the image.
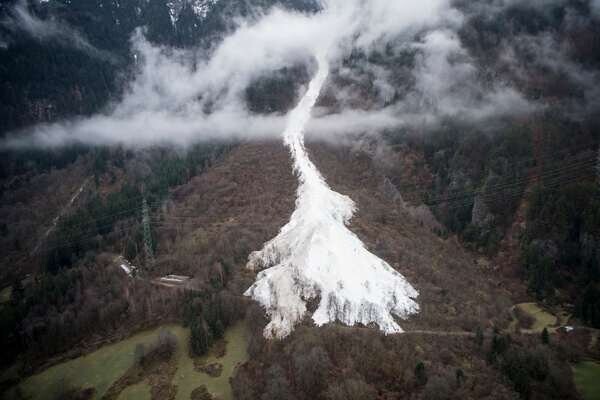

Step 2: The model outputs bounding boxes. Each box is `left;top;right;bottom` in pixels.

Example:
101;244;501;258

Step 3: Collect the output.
1;0;116;62
591;0;600;17
410;29;536;121
492;23;600;121
3;0;538;150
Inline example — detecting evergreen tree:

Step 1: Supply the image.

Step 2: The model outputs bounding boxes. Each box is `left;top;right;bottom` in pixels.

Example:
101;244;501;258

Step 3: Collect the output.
213;319;224;340
455;369;465;387
10;278;24;307
541;327;550;344
415;361;427;386
176;4;200;47
488;333;510;363
144;1;175;44
190;316;212;356
475;326;484;348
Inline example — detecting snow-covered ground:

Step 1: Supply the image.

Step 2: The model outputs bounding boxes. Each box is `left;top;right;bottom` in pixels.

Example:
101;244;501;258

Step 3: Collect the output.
244;52;419;339
166;0;219;26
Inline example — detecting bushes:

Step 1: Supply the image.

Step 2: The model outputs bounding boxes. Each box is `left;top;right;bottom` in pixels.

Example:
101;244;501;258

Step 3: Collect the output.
482;331;576;400
234;324;538;400
134;329;178;367
423;373;454;400
324;378;377;400
156;329;178;360
293;346;331;397
515;307;535;330
261;364;297;400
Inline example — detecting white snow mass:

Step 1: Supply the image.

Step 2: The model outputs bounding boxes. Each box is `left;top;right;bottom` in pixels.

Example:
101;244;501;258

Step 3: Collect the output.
244;51;419;339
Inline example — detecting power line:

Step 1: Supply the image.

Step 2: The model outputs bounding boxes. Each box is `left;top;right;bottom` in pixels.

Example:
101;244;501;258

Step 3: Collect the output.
27;199;170;256
424;156;596;206
147;156;596;221
6;143;598;262
36;144;594;232
41;199;165;232
19;223;138;259
434;170;596;213
391;142;599;195
434;166;595;209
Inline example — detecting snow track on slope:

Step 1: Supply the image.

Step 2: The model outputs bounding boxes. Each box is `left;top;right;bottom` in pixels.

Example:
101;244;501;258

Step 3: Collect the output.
244;52;419;339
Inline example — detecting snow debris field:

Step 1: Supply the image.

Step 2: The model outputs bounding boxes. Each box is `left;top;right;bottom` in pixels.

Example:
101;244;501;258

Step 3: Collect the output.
245;52;419;339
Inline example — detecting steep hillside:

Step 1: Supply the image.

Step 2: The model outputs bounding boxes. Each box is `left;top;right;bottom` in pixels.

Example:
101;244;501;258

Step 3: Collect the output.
0;137;589;400
155;137;525;334
1;1;600;399
0;0;318;135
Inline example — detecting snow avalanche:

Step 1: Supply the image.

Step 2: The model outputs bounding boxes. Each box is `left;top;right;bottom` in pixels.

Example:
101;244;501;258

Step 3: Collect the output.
244;51;419;339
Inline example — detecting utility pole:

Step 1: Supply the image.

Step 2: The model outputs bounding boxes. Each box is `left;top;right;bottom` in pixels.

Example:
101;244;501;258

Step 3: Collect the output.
142;195;154;269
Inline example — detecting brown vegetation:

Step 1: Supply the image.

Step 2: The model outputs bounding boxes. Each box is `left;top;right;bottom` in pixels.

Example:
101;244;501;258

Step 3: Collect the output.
514;307;536;331
195;362;224;378
190;385;217;400
151;141;296;282
308;141;523;332
1;139;590;400
0;156;90;283
102;329;178;400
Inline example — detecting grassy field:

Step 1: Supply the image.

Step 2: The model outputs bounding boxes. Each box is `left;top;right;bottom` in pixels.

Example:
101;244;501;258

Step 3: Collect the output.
573;361;600;400
117;382;151;400
510;302;558;333
12;325;179;400
172;322;249;400
6;323;248;400
0;286;12;304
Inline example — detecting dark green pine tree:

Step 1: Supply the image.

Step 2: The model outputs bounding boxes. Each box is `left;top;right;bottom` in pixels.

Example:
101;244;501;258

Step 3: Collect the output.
144;1;176;44
176;4;201;47
190;317;212;356
541;327;550;344
213;319;224;340
415;361;427;386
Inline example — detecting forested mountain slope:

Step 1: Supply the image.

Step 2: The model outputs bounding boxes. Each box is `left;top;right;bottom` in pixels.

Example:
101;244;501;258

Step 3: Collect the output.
0;0;317;135
1;1;600;399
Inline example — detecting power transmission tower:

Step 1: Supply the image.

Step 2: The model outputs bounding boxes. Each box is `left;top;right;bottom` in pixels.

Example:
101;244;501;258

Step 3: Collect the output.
142;196;154;268
597;146;600;186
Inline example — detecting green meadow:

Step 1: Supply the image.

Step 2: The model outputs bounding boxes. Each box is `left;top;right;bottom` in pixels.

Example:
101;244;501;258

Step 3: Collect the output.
573;361;600;400
6;323;248;400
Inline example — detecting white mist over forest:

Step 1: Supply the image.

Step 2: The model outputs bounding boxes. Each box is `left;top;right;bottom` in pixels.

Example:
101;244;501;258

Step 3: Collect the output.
2;0;542;149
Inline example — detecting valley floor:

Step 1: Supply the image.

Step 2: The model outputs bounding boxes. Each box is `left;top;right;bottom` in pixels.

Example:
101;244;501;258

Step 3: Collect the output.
6;323;248;400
